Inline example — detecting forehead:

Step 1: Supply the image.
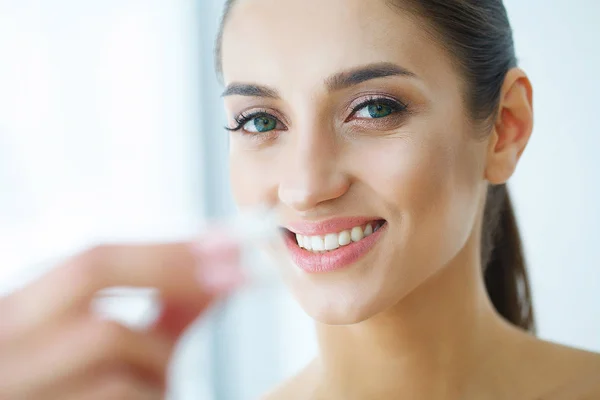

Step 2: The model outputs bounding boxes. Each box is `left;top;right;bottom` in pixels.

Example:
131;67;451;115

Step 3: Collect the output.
221;0;455;92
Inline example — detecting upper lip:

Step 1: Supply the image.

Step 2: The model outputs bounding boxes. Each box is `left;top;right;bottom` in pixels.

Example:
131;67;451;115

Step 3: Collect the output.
284;217;385;236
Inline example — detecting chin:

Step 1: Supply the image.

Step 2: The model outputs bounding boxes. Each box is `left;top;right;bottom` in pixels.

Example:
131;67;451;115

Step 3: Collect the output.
285;276;401;325
302;300;378;326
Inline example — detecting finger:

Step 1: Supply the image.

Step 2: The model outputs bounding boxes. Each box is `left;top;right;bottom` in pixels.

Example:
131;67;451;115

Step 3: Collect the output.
150;297;214;340
54;371;164;400
5;237;244;336
4;317;174;395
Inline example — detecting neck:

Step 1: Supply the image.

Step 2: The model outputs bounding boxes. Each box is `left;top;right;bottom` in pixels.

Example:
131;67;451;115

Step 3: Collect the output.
314;233;508;399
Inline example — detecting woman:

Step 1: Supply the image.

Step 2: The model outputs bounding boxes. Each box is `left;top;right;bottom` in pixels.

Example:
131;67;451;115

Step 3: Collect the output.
1;0;599;399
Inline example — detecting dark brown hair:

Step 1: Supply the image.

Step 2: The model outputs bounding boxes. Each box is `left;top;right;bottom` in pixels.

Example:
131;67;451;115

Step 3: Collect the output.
215;0;535;332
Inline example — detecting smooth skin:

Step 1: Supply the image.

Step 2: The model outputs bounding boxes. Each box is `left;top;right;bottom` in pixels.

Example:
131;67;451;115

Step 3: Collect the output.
221;0;600;398
0;237;245;399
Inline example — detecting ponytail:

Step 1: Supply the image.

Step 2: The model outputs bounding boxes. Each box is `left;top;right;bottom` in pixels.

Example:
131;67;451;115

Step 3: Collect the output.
482;184;535;332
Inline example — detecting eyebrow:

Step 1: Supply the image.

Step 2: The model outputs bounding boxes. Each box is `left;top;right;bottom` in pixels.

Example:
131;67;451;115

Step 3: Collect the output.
221;62;417;98
221;83;279;98
325;62;417;92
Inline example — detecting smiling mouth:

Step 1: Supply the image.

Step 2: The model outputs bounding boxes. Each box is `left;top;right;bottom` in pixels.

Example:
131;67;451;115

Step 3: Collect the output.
286;219;386;254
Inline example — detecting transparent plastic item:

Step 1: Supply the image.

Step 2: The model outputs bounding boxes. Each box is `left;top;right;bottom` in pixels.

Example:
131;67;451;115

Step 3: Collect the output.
94;206;284;330
221;205;283;283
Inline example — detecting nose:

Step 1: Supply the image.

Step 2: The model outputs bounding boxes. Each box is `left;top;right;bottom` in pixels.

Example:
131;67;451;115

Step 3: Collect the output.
278;126;350;212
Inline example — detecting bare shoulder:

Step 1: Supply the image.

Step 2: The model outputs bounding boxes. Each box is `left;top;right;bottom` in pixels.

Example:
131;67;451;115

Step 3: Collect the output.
537;362;600;400
522;336;600;399
260;360;322;400
543;346;600;399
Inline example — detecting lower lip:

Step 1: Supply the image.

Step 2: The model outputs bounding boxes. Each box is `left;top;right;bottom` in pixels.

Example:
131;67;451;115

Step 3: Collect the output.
283;223;387;273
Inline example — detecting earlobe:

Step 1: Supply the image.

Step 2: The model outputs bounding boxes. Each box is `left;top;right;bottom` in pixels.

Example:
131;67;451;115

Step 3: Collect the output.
484;68;534;185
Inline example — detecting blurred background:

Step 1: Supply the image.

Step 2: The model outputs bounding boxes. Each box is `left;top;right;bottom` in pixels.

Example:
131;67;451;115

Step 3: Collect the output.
0;0;598;399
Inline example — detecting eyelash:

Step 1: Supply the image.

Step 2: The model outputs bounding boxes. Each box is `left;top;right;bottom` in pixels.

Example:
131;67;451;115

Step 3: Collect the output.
225;110;277;132
347;96;408;122
225;96;409;133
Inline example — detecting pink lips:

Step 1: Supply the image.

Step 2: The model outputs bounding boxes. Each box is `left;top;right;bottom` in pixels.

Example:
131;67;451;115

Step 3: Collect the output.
283;217;387;274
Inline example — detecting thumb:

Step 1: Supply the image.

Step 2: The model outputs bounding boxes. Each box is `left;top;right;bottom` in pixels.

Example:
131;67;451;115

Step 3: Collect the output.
151;298;214;340
152;235;249;339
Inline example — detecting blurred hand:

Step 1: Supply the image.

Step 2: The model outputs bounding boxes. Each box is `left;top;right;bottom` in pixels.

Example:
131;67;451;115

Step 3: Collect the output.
0;235;245;400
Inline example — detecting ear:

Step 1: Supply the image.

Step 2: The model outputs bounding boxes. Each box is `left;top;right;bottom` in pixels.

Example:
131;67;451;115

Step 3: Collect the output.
485;68;534;185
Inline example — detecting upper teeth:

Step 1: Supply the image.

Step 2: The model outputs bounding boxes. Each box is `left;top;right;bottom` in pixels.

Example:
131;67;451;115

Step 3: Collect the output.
295;222;383;252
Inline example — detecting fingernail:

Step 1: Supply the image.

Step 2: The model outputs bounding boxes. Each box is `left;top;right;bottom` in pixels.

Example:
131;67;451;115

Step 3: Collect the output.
196;262;246;294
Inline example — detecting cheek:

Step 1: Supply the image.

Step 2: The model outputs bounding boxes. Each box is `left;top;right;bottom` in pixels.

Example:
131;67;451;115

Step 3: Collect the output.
229;143;278;207
229;154;255;207
359;134;454;217
359;126;483;268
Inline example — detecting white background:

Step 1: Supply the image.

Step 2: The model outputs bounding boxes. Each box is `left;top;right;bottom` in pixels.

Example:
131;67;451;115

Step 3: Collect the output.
0;1;598;399
0;1;213;399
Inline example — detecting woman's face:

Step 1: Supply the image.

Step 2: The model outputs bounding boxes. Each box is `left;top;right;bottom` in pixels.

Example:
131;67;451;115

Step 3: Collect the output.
221;0;489;324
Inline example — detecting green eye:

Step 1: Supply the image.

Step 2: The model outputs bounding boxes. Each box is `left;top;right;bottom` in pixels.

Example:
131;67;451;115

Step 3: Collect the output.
366;103;393;118
353;98;403;120
244;116;277;133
